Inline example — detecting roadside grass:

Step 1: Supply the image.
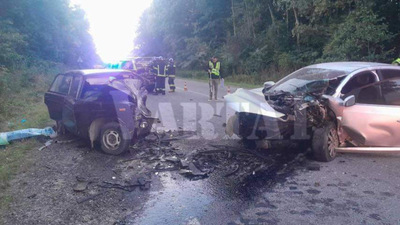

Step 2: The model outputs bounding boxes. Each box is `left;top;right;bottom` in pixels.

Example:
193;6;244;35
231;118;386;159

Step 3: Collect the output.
177;70;286;89
0;89;52;215
0;65;63;217
0;139;39;212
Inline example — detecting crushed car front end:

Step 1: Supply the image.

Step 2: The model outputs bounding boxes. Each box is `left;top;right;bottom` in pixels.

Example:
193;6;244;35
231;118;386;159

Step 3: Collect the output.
225;66;349;143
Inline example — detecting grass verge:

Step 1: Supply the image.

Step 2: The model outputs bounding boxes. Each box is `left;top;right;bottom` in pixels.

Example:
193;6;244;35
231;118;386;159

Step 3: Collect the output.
0;64;64;219
177;70;287;89
0;139;40;212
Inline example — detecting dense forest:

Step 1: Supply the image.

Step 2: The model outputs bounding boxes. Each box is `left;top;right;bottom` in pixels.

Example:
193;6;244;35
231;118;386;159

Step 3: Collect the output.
0;0;98;124
0;0;98;69
135;0;400;77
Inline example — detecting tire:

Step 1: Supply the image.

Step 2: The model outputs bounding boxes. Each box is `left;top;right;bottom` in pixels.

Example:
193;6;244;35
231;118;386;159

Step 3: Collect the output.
100;122;130;155
312;122;339;162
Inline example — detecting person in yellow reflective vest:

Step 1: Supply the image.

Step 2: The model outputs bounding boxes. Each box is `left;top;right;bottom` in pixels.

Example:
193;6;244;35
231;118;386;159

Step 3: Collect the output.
392;58;400;65
207;56;223;101
166;58;176;92
152;56;167;95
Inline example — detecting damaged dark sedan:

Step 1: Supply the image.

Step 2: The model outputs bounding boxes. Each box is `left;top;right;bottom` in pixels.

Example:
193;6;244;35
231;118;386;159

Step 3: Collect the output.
225;62;400;162
45;69;156;155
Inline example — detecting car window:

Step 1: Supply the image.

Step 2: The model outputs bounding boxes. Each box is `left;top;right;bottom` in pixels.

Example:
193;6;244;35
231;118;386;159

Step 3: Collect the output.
353;79;400;105
381;79;400;106
80;81;104;100
68;76;82;98
378;69;400;81
50;74;72;95
341;71;377;96
354;83;384;105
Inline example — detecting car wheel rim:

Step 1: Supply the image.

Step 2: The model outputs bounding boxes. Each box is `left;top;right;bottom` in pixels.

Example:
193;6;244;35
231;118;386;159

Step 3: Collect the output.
103;130;121;151
327;128;338;158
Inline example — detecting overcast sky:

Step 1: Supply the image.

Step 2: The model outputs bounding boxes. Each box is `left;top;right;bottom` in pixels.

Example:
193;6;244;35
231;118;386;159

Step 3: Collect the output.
70;0;153;63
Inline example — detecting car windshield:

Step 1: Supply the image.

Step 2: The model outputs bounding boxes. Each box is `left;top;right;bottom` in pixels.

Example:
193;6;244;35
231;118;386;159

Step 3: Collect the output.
268;67;348;94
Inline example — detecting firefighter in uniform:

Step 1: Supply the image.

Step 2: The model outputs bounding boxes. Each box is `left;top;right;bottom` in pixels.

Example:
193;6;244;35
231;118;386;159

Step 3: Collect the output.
152;56;167;95
208;56;222;101
166;58;176;92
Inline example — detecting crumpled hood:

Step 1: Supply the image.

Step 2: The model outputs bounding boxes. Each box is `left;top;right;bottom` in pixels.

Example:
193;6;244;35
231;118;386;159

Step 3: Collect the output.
109;78;152;117
224;88;285;118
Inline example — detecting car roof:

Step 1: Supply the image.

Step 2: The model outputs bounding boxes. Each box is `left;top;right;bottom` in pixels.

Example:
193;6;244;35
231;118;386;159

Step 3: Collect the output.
66;69;131;76
306;62;392;73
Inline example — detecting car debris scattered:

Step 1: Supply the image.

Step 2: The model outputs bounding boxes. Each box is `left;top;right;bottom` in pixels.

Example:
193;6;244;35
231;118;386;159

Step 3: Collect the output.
73;181;89;192
115;131;309;184
38;140;53;151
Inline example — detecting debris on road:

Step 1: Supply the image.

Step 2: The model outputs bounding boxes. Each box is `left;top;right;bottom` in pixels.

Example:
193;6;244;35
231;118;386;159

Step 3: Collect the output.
306;163;321;171
73;181;89;192
99;176;151;192
38;140;53;151
116;131;308;184
77;191;108;204
54;139;79;144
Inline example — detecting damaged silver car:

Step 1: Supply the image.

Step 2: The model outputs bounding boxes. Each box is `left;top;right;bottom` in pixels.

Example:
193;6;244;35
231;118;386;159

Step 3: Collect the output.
225;62;400;162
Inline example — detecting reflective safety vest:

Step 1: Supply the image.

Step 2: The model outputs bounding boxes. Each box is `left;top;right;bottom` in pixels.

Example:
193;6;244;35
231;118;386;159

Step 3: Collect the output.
153;64;167;77
209;61;220;76
393;58;400;65
167;64;176;77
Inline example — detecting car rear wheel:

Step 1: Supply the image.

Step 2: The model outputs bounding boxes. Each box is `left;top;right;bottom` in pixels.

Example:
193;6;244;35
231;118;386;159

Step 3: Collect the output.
100;122;130;155
312;122;339;162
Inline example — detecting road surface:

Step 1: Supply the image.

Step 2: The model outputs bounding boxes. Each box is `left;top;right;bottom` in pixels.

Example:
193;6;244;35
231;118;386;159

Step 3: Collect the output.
2;78;400;225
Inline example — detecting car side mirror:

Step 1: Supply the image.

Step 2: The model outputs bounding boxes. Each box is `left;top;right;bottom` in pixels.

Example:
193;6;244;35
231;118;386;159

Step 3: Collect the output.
343;95;356;107
263;81;275;90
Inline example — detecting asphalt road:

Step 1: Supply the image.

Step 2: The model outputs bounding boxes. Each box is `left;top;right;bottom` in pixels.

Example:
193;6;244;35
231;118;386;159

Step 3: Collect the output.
135;78;400;225
145;78;238;139
3;78;400;225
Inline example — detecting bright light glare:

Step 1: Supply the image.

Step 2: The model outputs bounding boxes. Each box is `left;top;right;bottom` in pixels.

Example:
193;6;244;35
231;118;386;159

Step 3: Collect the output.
70;0;153;63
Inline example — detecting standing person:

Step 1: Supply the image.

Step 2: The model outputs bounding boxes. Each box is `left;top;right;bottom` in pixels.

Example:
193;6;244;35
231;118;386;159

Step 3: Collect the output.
166;58;176;92
152;56;167;95
208;56;223;101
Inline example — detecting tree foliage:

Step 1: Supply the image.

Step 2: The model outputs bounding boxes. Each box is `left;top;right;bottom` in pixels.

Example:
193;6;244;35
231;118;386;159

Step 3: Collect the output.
0;0;99;69
135;0;400;78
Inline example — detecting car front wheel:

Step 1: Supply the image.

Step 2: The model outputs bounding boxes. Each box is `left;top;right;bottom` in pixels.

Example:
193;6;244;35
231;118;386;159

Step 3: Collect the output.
100;122;130;155
312;122;339;162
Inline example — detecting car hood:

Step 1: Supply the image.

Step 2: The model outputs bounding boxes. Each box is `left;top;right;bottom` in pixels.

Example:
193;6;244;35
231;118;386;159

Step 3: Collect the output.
224;88;285;118
109;78;152;117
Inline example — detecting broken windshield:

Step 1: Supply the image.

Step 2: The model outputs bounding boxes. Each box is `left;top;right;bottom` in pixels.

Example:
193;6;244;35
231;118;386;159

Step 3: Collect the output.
268;68;348;94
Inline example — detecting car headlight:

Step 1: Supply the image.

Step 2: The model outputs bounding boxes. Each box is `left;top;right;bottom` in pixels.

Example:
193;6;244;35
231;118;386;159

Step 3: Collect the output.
140;121;148;129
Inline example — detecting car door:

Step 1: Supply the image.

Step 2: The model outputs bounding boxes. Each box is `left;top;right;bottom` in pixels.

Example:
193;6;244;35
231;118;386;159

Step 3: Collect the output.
45;74;72;121
61;74;82;135
340;78;400;147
